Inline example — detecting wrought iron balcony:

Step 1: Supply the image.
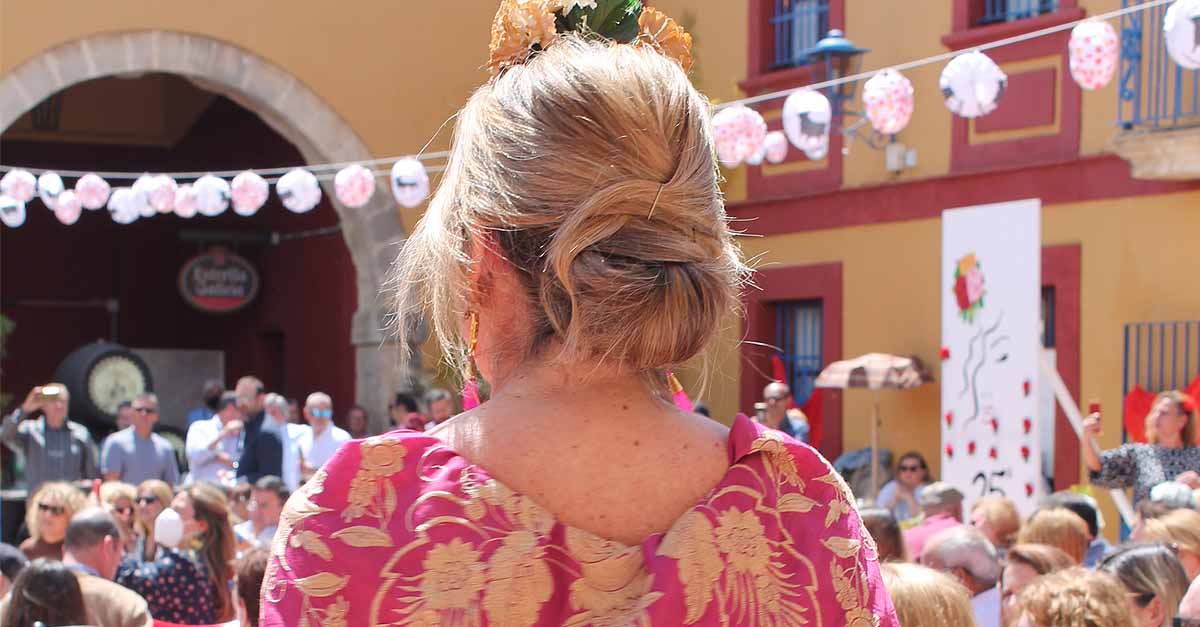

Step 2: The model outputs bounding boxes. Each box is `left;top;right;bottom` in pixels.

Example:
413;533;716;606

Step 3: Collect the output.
1113;0;1200;179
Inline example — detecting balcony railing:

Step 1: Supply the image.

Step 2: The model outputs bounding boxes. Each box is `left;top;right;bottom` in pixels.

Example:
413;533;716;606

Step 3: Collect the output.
771;0;829;69
1118;0;1200;130
979;0;1059;25
1123;321;1200;398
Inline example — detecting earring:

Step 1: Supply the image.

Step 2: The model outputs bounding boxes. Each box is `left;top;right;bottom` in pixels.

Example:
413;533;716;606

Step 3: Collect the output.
462;311;482;410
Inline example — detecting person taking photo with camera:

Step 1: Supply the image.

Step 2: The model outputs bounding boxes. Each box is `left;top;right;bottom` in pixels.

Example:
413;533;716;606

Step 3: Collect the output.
1;383;97;490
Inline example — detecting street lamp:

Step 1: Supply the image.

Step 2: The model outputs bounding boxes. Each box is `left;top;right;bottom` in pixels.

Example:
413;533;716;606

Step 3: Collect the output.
808;29;869;118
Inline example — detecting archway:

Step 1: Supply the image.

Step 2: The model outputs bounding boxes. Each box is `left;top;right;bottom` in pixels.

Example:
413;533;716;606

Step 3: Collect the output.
0;31;417;426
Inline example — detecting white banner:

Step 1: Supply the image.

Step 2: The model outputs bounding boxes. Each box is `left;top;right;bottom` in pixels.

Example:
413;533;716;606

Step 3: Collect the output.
941;199;1042;516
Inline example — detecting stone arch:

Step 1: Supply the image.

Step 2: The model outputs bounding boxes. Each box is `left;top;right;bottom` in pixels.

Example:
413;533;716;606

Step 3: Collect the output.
0;31;414;427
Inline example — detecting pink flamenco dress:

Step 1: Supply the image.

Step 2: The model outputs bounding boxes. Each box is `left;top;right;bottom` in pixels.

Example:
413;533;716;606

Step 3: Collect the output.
261;415;898;626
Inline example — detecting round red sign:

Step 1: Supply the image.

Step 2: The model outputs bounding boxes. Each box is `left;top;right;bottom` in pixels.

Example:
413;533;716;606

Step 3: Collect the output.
178;248;260;313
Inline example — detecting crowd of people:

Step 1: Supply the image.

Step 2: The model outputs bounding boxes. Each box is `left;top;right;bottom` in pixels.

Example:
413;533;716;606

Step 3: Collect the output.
855;389;1200;626
0;375;464;626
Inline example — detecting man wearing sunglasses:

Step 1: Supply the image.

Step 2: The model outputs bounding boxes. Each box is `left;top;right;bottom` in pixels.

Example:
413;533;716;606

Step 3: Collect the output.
298;392;349;481
100;393;180;486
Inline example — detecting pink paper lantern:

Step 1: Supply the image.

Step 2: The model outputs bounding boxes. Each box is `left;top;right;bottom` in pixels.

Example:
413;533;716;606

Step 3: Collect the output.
74;173;111;210
54;190;82;225
712;104;768;167
131;175;158;218
231;171;269;217
174;185;199;219
862;69;915;135
763;131;789;164
1069;21;1119;90
334;164;375;208
1;169;37;203
148;175;178;214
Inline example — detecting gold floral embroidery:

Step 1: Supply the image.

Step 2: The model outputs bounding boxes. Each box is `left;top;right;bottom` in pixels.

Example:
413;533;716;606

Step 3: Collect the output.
564;527;663;627
420;538;487;611
714;508;771;573
748;431;805;489
343;436;406;523
482;530;554;625
659;511;722;623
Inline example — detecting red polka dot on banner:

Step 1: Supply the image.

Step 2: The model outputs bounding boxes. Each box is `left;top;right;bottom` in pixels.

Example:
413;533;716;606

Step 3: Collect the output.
945;411;954;427
940;347;951;361
1023;418;1032;434
988;447;998;460
1021;445;1030;461
945;443;954;458
968;441;977;456
989;418;999;433
1025;483;1035;498
1023;380;1032;397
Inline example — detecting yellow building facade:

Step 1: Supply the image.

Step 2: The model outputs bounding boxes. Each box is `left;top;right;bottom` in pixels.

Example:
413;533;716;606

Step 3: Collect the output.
2;1;1197;532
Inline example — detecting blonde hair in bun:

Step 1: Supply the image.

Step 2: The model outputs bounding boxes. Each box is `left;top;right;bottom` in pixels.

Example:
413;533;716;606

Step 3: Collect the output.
391;35;746;387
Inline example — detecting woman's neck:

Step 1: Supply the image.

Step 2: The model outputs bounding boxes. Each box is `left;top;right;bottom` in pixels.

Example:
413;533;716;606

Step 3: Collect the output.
487;358;669;422
1158;434;1184;449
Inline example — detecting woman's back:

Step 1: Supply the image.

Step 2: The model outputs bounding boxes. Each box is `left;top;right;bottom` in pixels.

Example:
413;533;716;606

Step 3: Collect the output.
262;415;894;625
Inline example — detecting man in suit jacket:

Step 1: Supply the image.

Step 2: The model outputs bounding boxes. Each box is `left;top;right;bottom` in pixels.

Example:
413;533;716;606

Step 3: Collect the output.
761;381;811;443
235;376;283;483
0;507;152;627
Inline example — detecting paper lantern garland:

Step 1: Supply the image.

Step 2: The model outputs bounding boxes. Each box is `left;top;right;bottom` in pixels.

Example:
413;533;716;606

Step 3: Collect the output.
75;174;111;210
763;130;789;164
147;175;178;214
53;190;82;225
1069;21;1119;90
940;51;1007;119
1;169;37;203
277;168;322;214
862;70;915;135
37;172;64;209
0;196;25;228
335;164;375;208
174;185;199;219
231;171;269;217
782;89;832;160
194;174;232;217
390;159;430;209
1165;0;1200;69
712;104;768;166
131;175;158;218
108;188;140;225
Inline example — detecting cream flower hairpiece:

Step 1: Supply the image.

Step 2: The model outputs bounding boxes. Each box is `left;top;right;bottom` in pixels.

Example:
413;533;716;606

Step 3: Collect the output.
487;0;694;75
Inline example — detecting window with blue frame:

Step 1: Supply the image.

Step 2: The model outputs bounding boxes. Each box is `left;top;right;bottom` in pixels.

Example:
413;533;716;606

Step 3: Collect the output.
771;0;830;69
979;0;1058;26
775;300;823;405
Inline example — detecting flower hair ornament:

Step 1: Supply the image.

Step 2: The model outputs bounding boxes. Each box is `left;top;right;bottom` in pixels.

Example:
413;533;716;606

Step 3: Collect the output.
487;0;694;75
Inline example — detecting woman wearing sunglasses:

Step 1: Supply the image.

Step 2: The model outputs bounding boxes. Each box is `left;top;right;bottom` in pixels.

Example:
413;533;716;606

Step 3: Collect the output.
126;479;175;563
876;451;932;523
99;481;139;553
19;481;86;561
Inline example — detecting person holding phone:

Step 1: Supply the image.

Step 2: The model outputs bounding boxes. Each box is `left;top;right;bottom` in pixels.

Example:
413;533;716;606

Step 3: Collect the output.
1;384;97;490
1085;391;1200;505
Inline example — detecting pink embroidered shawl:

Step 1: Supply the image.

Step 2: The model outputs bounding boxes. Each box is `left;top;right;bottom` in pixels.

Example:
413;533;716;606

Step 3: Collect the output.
261;415;898;626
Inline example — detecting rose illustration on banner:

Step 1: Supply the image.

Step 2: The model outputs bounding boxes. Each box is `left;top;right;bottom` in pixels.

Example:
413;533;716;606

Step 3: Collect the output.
953;253;986;323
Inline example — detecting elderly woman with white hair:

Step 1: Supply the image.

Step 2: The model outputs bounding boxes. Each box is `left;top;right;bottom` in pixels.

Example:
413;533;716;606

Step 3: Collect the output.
296;391;348;481
921;526;1003;627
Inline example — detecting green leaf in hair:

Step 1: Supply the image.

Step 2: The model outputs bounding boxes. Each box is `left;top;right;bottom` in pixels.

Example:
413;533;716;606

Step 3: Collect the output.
560;0;643;43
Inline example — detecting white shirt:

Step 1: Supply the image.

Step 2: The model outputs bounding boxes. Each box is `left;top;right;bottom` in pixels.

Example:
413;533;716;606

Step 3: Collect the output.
299;423;349;472
263;419;309;492
185;415;243;487
971;586;1001;627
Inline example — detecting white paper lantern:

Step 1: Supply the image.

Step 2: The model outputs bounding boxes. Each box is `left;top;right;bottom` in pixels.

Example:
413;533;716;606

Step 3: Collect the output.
174;185;199;219
745;145;766;166
1069;21;1119;90
0;196;26;228
74;173;111;210
711;105;768;166
53;190;82;225
862;70;915;135
131;175;158;218
782;89;832;160
1165;0;1200;70
147;175;178;214
108;187;140;225
389;159;430;209
940;51;1007;118
277;168;322;214
194;175;231;217
763;130;789;164
334;164;376;208
37;172;64;209
231;171;269;216
1;170;37;203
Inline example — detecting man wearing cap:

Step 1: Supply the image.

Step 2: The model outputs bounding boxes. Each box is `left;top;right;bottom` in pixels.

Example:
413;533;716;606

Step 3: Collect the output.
903;481;965;559
1;384;97;489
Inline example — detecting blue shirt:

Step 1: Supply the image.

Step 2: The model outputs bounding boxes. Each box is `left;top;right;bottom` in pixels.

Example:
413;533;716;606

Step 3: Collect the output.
100;427;180;486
